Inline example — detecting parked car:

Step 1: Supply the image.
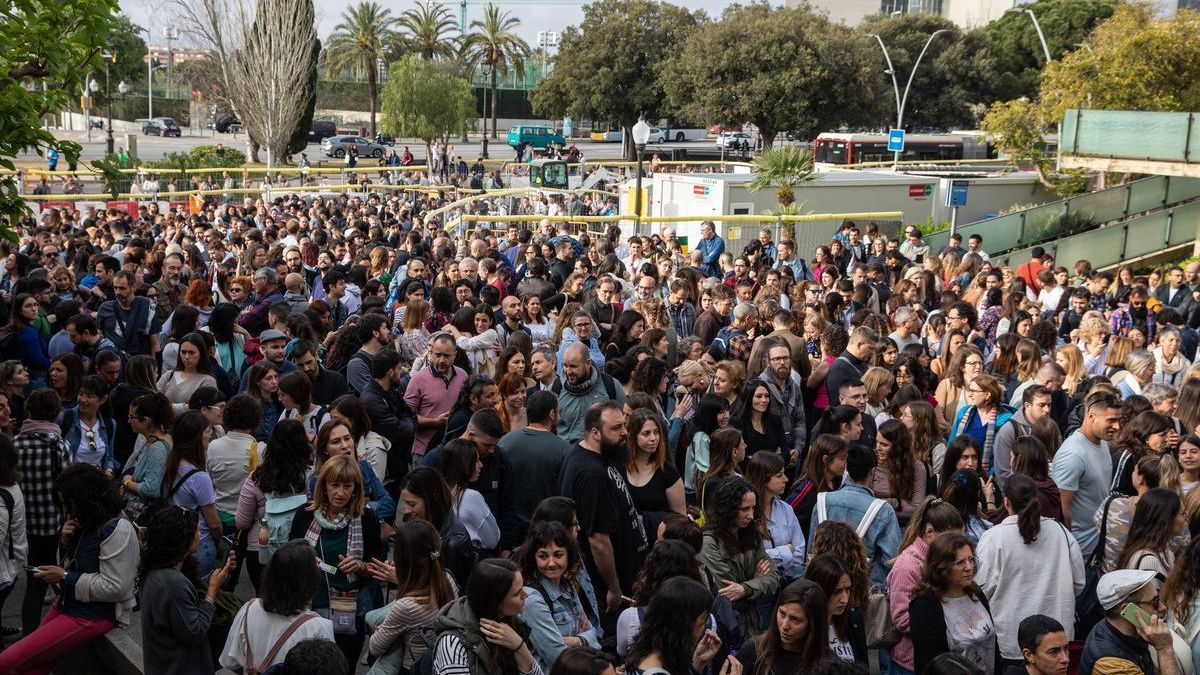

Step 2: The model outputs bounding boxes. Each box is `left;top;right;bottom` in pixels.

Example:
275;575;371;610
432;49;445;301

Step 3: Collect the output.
308;120;338;143
716;132;752;149
320;135;387;159
507;125;566;149
143;117;181;137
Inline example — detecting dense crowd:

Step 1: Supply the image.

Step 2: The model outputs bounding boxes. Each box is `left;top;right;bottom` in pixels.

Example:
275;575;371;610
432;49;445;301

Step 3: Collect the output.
0;182;1197;675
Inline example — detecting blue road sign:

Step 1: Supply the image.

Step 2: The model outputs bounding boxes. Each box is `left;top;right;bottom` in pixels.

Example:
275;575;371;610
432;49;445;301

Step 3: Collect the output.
888;129;906;153
947;179;969;208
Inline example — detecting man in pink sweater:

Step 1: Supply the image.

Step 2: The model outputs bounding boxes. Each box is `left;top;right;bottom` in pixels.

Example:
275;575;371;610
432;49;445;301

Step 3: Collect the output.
404;333;466;457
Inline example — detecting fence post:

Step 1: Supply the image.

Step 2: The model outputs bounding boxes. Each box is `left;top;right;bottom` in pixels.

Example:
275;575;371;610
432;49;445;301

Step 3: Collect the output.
1017;211;1026;246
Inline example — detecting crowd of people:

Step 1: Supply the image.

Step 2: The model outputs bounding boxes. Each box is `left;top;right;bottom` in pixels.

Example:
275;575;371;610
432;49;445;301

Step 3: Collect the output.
0;187;1197;675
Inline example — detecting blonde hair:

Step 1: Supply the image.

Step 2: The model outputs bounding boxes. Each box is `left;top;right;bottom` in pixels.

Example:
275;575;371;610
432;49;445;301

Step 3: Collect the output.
862;367;894;406
310;454;366;517
1056;343;1085;395
674;359;713;382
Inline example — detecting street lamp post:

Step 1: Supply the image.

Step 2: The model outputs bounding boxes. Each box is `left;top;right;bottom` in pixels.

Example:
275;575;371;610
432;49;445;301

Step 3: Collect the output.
1007;7;1058;170
87;79;99;143
102;52;116;155
867;29;950;171
632;117;651;232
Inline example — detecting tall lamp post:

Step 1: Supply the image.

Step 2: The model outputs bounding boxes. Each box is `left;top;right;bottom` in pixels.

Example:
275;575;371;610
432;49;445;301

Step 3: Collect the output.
1006;7;1058;170
101;50;117;154
87;79;99;143
867;29;950;171
631;117;651;232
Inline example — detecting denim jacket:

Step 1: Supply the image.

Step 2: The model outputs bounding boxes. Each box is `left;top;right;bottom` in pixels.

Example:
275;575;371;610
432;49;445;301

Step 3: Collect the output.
810;482;901;587
60;410;118;473
520;575;601;673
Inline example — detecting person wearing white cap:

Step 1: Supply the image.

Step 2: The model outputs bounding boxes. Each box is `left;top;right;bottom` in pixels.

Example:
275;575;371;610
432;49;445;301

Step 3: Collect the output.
1081;569;1180;675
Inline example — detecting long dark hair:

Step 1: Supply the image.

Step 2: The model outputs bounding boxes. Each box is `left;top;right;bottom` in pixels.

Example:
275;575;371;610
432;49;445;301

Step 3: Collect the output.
704;476;761;554
805;553;851;641
138;505;200;592
467;558;523;673
1011;436;1051;482
815;405;859;437
701;427;743;490
400;466;454;530
752;579;830;675
437;438;479;506
160;410;209;496
796;434;847;493
1004;474;1042;545
631;539;704;606
624;576;713;675
251;418;311;494
392;519;455;609
692;393;728;436
1118;487;1182;569
878;419;915;505
260;540;322;616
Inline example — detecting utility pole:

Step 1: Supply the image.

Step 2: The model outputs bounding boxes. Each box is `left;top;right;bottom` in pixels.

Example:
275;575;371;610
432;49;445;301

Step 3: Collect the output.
163;26;179;100
867;29;950;171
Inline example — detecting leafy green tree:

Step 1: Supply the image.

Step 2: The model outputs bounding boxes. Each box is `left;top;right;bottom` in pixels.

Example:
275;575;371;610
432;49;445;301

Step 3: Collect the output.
984;0;1115;101
858;13;995;131
531;0;701;160
397;3;458;62
0;0;121;232
1039;3;1200;121
662;3;881;148
325;1;396;135
462;4;529;140
380;54;475;181
107;15;149;94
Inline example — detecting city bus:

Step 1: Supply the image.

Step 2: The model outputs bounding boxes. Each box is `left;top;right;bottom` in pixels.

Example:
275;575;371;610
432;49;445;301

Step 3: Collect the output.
812;132;993;165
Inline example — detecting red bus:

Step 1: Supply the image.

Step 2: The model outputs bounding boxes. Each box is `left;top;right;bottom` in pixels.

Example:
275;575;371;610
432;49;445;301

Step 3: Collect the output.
813;132;991;165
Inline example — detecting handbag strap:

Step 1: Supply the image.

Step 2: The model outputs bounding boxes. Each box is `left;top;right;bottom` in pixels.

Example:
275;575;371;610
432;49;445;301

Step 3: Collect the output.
817;492;827;524
857;499;886;540
245;600;317;673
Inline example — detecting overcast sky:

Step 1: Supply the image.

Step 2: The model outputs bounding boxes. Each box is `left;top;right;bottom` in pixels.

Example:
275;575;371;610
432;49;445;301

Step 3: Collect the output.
120;0;784;49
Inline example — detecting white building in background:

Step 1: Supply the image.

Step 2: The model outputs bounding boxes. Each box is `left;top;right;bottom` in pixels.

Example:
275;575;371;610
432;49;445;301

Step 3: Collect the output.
788;0;1032;28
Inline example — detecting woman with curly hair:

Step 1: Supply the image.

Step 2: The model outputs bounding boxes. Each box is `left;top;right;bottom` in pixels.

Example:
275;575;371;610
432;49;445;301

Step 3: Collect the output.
700;476;779;633
908;532;998;674
871;419;928;526
887;496;964;675
0;464;138;673
139;505;236;674
808;324;849;418
624;576;735;675
517;522;600;671
616;539;706;656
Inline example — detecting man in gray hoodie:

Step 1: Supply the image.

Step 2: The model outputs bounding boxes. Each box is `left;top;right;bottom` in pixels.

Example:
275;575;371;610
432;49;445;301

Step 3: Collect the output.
993;384;1052;490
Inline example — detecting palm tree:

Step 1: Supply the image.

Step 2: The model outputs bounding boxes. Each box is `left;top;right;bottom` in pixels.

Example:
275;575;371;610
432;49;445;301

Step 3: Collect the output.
398;3;458;61
324;1;397;136
747;144;816;239
462;4;530;139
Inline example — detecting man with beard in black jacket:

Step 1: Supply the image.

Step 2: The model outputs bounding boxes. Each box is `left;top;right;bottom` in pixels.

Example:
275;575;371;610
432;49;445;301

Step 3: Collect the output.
361;349;414;499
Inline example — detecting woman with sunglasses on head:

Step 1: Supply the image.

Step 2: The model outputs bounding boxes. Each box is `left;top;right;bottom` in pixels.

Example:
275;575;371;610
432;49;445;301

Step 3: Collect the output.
887;497;964;675
909;532;999;675
975;474;1084;666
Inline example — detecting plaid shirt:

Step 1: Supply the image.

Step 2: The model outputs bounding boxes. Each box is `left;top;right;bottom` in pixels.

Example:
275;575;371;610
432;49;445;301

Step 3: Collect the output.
14;430;70;537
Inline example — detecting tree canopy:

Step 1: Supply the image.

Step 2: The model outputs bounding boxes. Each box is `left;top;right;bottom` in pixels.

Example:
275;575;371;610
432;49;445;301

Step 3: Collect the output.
858;13;995;132
662;3;881;148
984;0;1116;101
0;0;121;233
380;54;475;178
531;0;701;159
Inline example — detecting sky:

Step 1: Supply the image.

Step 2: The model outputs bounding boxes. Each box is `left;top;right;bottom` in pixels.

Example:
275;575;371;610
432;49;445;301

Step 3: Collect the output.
119;0;784;49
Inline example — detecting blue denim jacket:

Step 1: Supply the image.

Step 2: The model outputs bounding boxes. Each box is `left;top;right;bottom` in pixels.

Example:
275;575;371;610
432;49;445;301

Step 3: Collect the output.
809;482;901;587
520;575;601;673
60;411;119;473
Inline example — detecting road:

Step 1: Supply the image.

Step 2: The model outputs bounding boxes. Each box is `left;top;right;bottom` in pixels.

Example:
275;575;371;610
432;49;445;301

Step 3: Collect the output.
17;129;722;166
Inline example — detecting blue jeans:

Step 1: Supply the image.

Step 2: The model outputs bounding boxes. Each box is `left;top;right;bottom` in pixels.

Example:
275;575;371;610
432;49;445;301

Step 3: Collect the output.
195;536;216;579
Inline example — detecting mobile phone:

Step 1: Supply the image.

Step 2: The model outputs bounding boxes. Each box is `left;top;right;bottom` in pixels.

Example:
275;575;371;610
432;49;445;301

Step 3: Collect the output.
221;534;236;550
1120;602;1153;630
23;566;39;574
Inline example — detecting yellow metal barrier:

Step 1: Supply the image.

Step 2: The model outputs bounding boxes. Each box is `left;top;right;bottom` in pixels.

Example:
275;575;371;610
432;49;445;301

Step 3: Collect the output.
456;211;902;223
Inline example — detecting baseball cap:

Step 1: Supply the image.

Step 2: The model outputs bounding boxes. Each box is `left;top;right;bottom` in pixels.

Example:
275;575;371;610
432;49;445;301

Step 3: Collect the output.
1096;569;1158;612
259;329;287;344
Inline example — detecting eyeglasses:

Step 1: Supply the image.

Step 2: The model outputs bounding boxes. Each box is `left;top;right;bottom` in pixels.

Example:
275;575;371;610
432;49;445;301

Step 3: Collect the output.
769;355;790;362
953;556;978;569
966;387;983;394
965;359;983;367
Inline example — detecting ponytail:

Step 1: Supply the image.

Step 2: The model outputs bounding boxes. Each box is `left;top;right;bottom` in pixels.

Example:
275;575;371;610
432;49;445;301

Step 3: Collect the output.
1006;474;1041;545
816;405;858;437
